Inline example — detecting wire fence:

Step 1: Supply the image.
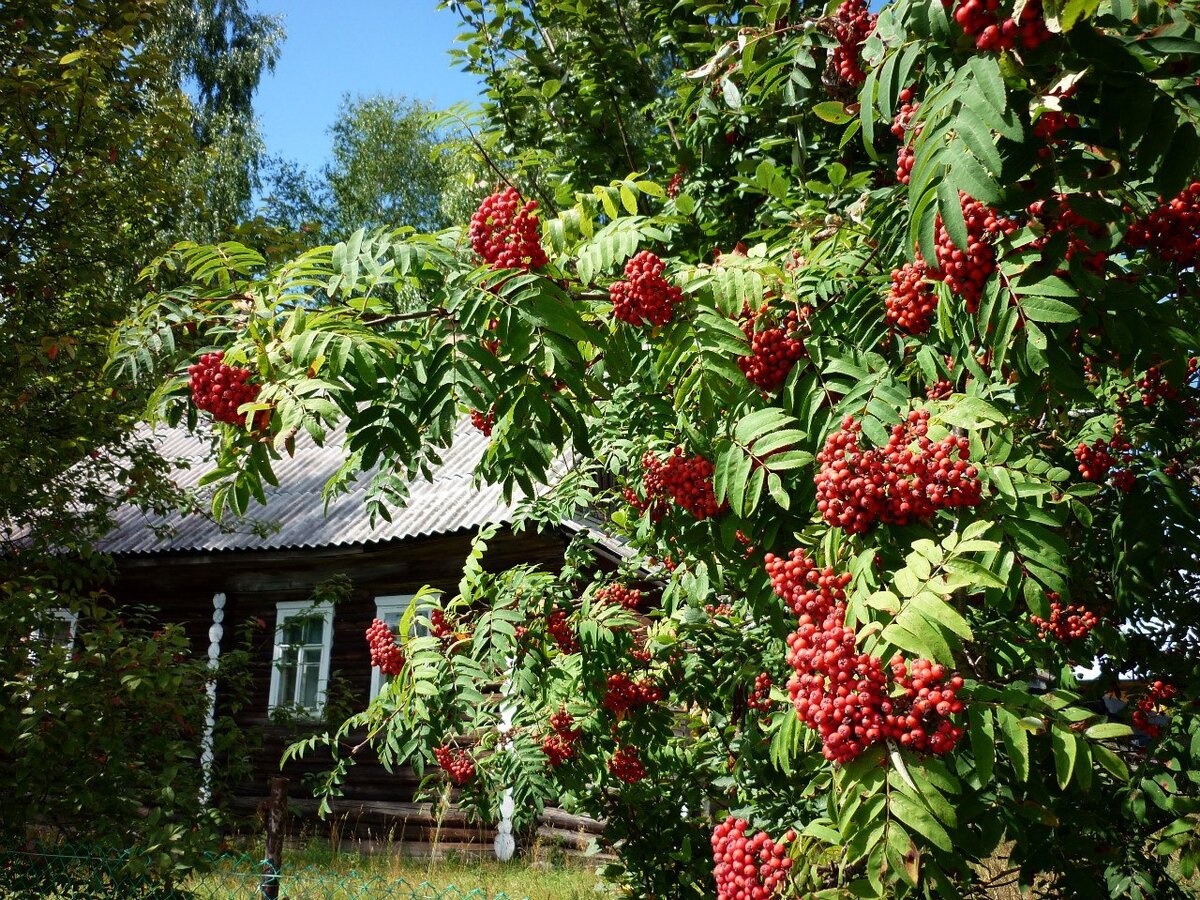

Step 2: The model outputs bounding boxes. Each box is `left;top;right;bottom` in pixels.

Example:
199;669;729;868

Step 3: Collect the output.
0;846;532;900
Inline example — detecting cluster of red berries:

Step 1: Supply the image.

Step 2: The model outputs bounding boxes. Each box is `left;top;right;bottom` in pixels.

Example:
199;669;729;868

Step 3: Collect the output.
1126;182;1200;269
1031;596;1098;642
1032;110;1080;159
747;673;774;713
547;609;579;654
596;583;643;611
1073;439;1116;482
814;412;982;534
365;618;404;676
469;188;548;270
765;548;852;618
887;656;966;754
1138;365;1182;407
769;551;965;761
188;351;264;428
711;817;795;900
891;91;921;185
926;378;954;400
886;260;938;335
602;672;664;715
608;745;645;783
785;597;891;762
1132;681;1177;740
434;745;476;785
1028;195;1109;273
933;193;1016;313
429;608;454;640
609;251;684;327
667;168;685;199
943;0;1052;51
737;306;806;391
1074;436;1133;490
542;709;581;767
470;408;495;436
633;448;723;520
829;0;876;87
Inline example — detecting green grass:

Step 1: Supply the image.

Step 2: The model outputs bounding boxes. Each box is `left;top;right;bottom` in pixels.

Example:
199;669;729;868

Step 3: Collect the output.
184;838;602;900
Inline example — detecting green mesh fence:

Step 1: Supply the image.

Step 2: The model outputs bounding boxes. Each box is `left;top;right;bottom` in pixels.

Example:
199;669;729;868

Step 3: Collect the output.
0;846;532;900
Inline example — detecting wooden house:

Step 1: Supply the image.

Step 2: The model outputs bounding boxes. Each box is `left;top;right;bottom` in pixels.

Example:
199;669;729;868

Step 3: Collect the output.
96;420;602;856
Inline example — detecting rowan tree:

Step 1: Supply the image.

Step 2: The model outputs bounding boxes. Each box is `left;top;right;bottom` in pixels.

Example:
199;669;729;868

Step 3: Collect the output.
118;0;1200;895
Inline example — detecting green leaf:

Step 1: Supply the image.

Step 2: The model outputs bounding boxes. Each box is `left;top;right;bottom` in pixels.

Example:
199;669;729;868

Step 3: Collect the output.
967;55;1006;114
815;101;854;124
997;707;1030;782
1051;726;1078;789
890;791;953;853
969;706;996;785
1019;296;1080;323
1085;722;1134;740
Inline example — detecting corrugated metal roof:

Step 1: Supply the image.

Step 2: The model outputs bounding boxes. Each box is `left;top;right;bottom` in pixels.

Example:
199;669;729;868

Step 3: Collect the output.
98;419;519;555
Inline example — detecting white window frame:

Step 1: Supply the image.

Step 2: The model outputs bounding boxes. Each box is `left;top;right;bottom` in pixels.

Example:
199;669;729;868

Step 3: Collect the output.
268;600;335;718
369;594;419;701
48;609;78;648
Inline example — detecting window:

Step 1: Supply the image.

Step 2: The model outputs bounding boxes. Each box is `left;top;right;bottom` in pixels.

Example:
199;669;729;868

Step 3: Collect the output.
268;601;334;717
45;609;78;649
369;594;427;700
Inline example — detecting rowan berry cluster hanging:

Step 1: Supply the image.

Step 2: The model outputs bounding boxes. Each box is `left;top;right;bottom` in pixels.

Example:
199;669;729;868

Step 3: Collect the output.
829;0;876;87
1074;436;1133;490
943;0;1052;51
885;260;938;335
891;91;921;185
737;305;806;391
747;673;774;713
609;250;683;327
814;411;982;535
470;407;495;436
711;817;795;900
429;607;454;640
608;745;645;783
547;608;580;653
933;193;1016;313
1126;182;1200;269
434;745;476;785
542;709;581;767
1027;195;1109;273
602;672;664;715
887;656;967;754
1132;681;1177;740
596;583;643;611
469;187;548;270
1031;597;1099;642
768;551;965;761
188;351;264;428
765;548;852;618
365;618;404;676
632;448;723;520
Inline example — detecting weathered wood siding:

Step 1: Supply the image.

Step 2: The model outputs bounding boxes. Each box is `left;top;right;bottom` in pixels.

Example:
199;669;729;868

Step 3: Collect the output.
108;528;603;850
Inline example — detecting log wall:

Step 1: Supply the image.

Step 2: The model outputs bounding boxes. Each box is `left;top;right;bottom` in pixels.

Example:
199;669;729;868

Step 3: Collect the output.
108;528;604;853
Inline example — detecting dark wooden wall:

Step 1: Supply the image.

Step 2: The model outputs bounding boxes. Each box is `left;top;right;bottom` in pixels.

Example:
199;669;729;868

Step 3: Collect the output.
107;528;603;853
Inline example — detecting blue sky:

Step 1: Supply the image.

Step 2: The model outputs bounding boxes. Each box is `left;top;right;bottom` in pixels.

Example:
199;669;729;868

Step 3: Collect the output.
252;1;483;172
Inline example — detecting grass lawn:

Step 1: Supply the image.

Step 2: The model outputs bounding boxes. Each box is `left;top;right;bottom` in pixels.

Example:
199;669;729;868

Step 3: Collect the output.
187;838;602;900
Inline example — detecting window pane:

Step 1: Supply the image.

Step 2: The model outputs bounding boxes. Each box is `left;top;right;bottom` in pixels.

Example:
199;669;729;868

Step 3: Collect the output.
300;663;321;709
302;617;325;645
277;655;297;707
383;610;403;631
282;620;303;645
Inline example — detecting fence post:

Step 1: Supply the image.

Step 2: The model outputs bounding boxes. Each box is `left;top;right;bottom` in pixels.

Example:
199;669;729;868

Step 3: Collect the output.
261;775;289;899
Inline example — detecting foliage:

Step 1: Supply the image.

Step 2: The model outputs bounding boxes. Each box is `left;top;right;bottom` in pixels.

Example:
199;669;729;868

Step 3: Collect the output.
258;95;486;243
0;599;255;874
116;0;1200;896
